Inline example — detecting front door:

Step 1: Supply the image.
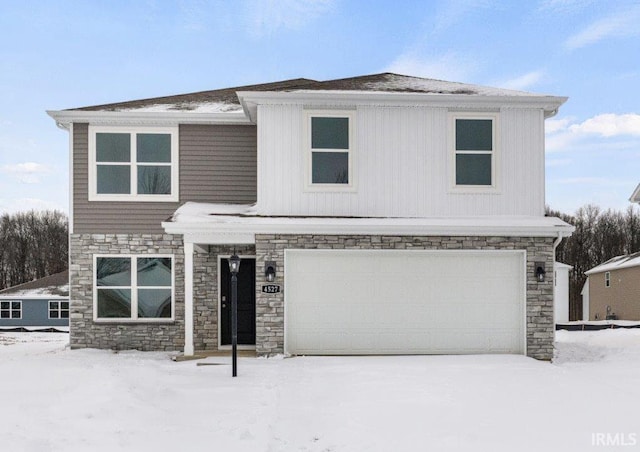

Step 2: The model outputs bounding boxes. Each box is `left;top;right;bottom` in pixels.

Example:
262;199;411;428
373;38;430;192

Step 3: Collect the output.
220;258;256;346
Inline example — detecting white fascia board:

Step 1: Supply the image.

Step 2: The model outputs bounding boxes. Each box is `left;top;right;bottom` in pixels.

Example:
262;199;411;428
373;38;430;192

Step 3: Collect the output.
163;218;575;242
237;90;568;122
0;295;68;300
46;110;252;128
629;183;640;203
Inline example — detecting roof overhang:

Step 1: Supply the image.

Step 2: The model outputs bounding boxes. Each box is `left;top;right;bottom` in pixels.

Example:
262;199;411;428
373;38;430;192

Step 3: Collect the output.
237;90;568;122
162;209;575;245
629;183;640;203
46;110;252;129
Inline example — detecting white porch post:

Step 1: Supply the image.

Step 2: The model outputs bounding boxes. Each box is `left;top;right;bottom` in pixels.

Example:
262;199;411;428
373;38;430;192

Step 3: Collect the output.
184;241;195;356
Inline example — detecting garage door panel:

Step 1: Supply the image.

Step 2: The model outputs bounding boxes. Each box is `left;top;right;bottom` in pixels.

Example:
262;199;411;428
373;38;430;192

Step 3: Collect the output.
285;250;525;355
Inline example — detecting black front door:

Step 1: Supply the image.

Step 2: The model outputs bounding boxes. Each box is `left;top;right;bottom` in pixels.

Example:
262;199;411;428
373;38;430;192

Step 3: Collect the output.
220;258;256;346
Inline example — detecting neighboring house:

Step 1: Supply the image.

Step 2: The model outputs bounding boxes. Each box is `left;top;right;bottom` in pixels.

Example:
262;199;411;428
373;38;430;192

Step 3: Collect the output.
554;262;572;323
48;73;574;360
584;252;640;320
0;271;69;330
629;183;640;203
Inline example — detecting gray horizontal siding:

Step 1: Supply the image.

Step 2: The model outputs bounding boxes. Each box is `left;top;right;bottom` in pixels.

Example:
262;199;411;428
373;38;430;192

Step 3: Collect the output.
0;299;69;327
73;123;257;234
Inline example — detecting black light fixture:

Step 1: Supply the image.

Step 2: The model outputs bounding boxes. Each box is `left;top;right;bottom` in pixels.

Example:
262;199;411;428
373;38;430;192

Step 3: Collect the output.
228;252;241;377
265;261;276;282
535;262;546;282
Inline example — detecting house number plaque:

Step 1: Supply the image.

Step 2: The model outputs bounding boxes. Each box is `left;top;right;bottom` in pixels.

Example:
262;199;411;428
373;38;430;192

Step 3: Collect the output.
261;284;281;294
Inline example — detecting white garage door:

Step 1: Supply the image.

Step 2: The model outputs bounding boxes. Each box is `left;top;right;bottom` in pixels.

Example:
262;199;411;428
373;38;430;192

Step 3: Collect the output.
285;249;525;355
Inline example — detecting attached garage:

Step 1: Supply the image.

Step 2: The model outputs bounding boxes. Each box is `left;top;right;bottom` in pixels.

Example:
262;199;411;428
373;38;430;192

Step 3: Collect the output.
285;249;526;355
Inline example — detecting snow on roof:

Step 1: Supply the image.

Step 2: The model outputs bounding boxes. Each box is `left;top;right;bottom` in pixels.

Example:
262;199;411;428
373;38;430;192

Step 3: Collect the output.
629;183;640;203
165;202;575;237
0;271;69;298
64;73;560;114
555;262;573;270
114;102;244;113
585;251;640;275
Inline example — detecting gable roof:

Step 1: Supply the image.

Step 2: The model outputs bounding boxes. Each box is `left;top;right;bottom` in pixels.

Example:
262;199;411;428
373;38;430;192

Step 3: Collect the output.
629;183;640;203
0;271;69;298
585;252;640;275
62;73;558;113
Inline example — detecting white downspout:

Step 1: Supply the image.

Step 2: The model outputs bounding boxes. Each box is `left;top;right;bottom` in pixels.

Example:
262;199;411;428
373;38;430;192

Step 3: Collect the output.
184;242;194;356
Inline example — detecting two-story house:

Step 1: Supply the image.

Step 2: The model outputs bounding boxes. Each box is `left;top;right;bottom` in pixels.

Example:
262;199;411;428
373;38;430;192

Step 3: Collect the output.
48;73;573;360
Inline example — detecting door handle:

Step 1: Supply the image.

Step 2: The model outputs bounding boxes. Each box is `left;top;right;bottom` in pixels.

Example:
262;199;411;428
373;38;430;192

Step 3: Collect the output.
222;303;227;308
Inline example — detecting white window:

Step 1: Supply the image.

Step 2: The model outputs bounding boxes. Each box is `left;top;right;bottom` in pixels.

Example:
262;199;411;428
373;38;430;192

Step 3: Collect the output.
93;255;174;322
306;111;355;190
605;271;610;288
451;114;498;190
0;301;21;319
88;126;179;201
49;301;69;319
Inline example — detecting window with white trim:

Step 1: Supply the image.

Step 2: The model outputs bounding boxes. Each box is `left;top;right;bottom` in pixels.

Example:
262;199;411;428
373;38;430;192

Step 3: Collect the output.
0;301;21;319
89;127;179;201
306;112;354;189
49;301;69;319
452;115;497;188
94;255;174;321
605;271;610;288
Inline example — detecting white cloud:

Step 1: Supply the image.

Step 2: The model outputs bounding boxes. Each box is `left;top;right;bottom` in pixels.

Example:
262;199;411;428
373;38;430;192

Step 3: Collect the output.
555;177;632;187
384;52;477;82
538;0;596;14
545;158;572;167
546;114;640;153
568;113;640;137
498;70;545;91
564;5;640;50
431;0;493;35
0;197;66;215
246;0;334;37
1;162;53;184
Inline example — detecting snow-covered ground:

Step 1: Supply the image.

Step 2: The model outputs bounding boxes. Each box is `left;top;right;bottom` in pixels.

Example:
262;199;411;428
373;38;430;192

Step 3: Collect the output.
1;331;639;452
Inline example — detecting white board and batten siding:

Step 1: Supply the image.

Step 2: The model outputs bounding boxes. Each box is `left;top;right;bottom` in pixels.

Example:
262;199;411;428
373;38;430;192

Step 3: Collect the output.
285;249;526;355
257;104;545;217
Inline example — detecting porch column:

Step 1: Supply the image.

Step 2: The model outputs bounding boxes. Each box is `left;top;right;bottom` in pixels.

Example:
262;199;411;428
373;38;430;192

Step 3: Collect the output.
184;241;194;356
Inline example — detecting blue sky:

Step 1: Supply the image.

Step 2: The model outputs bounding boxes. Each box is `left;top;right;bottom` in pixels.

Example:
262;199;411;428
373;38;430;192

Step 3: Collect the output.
1;0;639;215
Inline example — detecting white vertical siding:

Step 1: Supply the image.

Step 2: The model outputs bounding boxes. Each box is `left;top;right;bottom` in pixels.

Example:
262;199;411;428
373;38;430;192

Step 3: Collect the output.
257;104;545;217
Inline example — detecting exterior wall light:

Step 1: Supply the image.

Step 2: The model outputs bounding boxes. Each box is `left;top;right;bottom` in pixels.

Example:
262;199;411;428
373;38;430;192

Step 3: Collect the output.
535;262;546;282
265;261;276;282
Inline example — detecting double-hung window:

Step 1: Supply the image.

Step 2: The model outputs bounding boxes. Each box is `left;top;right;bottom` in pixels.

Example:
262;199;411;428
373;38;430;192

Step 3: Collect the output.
89;127;179;201
94;255;174;322
605;271;610;288
306;112;354;190
0;301;21;319
452;114;498;189
49;301;69;319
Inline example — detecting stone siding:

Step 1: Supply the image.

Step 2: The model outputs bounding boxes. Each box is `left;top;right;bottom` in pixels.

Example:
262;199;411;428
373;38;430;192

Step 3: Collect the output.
192;245;255;351
255;235;555;360
69;234;185;351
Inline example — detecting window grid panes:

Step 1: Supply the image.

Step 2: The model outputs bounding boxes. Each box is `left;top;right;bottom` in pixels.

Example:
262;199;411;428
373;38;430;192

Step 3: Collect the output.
95;256;173;321
455;118;493;186
0;301;21;319
49;301;70;319
94;131;173;196
310;116;351;185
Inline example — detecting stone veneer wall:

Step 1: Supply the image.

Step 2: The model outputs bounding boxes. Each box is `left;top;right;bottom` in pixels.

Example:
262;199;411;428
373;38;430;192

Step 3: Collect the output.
255;235;556;360
192;245;255;351
69;234;185;351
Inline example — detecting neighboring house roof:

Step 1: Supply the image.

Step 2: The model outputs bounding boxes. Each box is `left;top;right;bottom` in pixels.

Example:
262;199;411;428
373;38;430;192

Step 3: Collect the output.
0;271;69;297
629;183;640;203
554;262;573;270
585;251;640;275
61;73;559;113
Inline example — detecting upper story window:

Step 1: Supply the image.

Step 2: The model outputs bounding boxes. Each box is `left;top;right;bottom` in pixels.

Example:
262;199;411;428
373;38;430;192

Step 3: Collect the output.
94;255;174;322
88;126;179;202
605;271;610;288
0;301;21;319
451;114;498;190
306;111;355;191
